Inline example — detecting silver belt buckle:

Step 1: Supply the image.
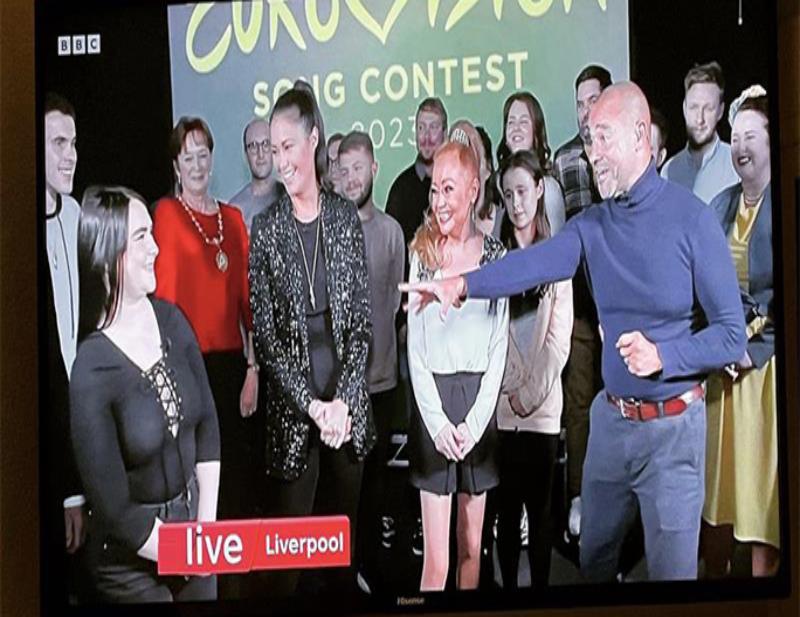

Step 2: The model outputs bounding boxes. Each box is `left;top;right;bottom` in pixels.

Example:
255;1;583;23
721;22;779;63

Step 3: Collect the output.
622;398;640;420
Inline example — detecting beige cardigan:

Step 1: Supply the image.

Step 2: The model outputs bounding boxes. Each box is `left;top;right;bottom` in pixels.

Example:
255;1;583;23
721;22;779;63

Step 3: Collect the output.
496;279;573;434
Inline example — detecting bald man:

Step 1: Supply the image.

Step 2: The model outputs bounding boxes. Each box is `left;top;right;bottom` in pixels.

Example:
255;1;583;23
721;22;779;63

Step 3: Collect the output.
401;82;746;581
229;117;283;233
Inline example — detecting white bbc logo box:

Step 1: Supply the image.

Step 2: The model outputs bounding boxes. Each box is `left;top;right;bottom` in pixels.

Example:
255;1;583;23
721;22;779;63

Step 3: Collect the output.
58;34;101;56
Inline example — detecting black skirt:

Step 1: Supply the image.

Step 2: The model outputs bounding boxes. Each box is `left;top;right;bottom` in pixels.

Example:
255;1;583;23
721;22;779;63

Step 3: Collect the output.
409;372;499;496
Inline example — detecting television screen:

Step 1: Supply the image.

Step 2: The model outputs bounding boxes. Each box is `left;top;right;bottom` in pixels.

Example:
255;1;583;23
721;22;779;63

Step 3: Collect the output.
37;0;791;615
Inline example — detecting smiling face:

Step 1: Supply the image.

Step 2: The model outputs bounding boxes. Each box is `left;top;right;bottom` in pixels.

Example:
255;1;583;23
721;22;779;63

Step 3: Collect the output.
731;109;770;186
174;130;212;197
683;82;724;149
429;149;478;239
416;109;446;165
270;109;319;197
244;120;272;181
45;111;77;198
505;99;535;154
338;146;376;209
502;166;544;232
588;85;651;200
122;199;159;301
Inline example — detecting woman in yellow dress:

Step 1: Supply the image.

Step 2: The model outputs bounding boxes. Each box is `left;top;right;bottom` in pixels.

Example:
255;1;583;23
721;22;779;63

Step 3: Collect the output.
702;85;779;578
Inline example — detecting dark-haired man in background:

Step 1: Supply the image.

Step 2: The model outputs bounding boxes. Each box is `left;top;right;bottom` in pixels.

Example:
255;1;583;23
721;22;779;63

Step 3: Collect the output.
554;65;611;217
386;97;448;247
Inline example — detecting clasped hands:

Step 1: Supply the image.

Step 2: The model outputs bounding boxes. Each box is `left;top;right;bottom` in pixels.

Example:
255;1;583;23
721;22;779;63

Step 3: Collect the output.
309;399;352;449
433;422;476;462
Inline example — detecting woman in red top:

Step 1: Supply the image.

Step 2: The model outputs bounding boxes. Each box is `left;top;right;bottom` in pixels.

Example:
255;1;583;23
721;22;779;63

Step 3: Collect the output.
153;117;259;522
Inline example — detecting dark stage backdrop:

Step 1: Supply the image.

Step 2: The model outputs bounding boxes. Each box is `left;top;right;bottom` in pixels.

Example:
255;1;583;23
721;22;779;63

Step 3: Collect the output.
630;0;771;157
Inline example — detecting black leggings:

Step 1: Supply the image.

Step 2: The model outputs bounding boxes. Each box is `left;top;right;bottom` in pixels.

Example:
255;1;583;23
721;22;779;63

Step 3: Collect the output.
496;431;559;588
259;433;364;597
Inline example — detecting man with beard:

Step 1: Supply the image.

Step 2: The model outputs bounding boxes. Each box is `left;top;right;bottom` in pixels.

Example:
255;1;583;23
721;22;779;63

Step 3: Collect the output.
554;64;611;217
229;117;282;234
661;62;739;203
338;131;405;592
401;82;746;581
552;65;612;539
386;97;448;246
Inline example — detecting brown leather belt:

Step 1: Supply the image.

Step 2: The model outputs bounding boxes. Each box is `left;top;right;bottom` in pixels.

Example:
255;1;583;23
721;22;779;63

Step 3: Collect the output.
606;384;705;422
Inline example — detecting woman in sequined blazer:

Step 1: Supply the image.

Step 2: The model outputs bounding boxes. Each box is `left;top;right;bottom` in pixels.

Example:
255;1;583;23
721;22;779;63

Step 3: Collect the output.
249;81;374;594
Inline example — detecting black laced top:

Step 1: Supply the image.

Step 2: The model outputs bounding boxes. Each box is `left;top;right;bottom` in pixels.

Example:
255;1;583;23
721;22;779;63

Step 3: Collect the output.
70;300;220;551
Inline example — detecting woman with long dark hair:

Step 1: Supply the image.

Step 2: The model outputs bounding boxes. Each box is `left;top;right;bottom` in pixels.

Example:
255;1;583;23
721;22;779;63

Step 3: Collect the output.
152;117;258;521
497;92;565;234
495;152;572;588
71;186;220;602
407;135;509;591
249;80;374;594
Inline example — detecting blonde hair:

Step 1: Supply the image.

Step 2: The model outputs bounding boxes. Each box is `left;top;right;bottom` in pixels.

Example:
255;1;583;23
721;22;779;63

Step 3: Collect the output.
410;140;479;272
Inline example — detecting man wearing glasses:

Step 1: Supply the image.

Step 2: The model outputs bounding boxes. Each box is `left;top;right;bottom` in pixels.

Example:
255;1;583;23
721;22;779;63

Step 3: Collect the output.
230;117;283;234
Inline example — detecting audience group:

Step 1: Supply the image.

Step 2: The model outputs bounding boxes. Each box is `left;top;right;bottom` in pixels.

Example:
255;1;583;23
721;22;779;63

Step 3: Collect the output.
42;58;778;603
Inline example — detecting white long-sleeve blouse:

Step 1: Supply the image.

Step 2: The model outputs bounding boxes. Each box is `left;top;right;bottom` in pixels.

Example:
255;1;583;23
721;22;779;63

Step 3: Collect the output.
407;240;509;444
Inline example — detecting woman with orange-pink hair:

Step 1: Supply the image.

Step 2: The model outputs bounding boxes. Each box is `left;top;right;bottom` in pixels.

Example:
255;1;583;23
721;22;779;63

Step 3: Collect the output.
406;135;509;591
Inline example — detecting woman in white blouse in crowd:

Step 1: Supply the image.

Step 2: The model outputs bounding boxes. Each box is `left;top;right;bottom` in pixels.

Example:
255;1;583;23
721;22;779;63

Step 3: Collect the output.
406;131;509;592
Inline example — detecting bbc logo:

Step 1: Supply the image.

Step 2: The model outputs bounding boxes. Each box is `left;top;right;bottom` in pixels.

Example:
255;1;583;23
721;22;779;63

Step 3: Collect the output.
58;34;101;56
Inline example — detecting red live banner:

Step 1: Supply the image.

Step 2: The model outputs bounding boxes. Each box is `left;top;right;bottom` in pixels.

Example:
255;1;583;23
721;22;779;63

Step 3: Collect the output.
158;516;350;575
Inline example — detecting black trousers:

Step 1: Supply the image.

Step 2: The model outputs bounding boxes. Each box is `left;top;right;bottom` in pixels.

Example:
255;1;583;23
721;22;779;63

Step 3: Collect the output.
203;351;264;520
496;431;559;588
87;477;217;603
259;433;364;597
356;388;400;587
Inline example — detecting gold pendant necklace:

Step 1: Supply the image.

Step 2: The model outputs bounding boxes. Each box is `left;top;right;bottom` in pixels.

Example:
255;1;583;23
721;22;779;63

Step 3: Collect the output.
177;194;228;272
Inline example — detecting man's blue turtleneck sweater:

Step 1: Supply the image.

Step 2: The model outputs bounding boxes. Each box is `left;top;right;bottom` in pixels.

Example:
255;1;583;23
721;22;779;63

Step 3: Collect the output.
465;162;746;400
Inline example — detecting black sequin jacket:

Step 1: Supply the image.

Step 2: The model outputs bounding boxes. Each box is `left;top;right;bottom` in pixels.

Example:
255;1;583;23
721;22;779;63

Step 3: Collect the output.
250;190;375;480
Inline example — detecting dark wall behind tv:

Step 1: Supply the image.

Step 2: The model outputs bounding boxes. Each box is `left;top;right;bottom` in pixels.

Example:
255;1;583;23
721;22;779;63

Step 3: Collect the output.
39;2;173;205
38;0;772;207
